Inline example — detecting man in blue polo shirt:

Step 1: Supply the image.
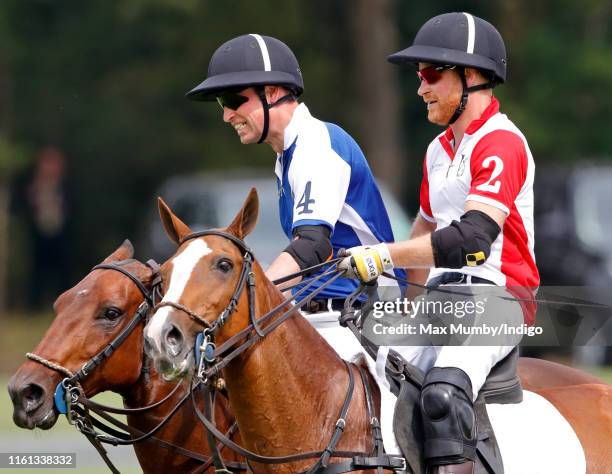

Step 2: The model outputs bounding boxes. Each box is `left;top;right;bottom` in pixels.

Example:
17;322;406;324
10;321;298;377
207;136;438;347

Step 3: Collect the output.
186;33;404;310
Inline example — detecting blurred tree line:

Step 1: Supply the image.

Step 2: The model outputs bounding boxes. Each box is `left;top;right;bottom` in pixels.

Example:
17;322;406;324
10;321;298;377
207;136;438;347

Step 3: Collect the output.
1;0;611;310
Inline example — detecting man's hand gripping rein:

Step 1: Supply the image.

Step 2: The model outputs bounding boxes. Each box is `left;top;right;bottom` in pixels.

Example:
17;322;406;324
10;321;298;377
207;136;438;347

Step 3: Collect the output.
338;244;394;282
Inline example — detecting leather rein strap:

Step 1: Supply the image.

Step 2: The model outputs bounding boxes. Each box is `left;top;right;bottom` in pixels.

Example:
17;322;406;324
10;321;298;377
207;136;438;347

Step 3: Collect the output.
75;386;245;472
26;259;246;472
26;259;162;474
191;368;404;473
165;230;405;473
85;261;246;471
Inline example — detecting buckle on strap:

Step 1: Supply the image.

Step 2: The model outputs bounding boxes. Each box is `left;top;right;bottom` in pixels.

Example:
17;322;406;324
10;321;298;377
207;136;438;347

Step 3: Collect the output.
352;455;406;471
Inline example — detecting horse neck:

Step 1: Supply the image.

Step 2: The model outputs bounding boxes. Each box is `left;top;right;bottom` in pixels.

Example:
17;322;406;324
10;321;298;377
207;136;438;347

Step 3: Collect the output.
223;265;350;450
124;372;205;473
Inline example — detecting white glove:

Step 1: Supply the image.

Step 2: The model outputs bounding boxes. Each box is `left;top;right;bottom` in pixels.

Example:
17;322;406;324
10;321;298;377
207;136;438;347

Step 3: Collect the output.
338;244;394;282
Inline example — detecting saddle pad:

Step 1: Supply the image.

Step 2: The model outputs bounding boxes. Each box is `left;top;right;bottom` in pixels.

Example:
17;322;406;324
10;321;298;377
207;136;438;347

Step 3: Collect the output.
486;390;586;474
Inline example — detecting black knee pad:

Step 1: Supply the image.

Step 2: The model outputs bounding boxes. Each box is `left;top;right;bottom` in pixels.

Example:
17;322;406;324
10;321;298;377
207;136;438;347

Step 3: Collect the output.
420;367;477;465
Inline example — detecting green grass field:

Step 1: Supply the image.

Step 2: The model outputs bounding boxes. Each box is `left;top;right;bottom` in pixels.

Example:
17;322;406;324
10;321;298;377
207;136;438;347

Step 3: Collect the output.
1;377;141;473
1;312;140;472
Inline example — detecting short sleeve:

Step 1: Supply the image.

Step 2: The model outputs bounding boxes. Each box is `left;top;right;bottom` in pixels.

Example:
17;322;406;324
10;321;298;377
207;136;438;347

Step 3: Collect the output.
419;156;435;222
467;130;528;214
287;147;351;232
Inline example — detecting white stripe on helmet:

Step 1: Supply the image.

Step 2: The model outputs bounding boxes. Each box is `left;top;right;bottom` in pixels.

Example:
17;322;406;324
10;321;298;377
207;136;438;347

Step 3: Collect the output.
249;33;271;71
463;13;476;54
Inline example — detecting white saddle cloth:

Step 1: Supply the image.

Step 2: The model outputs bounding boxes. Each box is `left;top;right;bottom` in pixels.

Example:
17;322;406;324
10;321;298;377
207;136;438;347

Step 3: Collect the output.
302;310;586;474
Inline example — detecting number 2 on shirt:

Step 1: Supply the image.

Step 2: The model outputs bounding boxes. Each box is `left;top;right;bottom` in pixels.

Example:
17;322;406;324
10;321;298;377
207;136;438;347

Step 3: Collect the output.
296;181;315;214
475;156;504;194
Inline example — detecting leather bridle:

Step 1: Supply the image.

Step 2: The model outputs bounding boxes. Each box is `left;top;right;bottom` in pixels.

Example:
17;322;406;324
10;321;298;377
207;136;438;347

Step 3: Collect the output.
155;230;406;473
26;259;246;473
27;259;162;410
154;230;345;383
155;229;265;338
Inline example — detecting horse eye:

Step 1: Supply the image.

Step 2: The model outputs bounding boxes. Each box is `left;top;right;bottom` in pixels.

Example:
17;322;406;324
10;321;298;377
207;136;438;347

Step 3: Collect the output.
103;307;123;320
217;259;233;273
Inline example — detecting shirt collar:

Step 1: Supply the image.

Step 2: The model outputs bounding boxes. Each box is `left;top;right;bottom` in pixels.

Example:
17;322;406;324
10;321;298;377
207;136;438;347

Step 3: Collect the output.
440;97;499;147
281;103;309;152
464;96;500;135
440;97;500;152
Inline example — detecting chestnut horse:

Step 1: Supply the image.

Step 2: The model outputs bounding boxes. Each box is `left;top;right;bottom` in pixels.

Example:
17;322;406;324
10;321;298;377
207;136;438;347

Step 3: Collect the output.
8;241;243;473
145;190;611;473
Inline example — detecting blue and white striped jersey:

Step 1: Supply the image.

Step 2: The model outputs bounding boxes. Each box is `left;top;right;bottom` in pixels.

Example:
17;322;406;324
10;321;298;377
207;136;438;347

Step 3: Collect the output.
274;103;405;299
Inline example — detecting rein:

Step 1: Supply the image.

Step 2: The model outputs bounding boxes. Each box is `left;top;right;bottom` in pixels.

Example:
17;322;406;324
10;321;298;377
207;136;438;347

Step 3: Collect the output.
190;367;404;473
160;230;406;473
148;227;612;472
198;265;344;381
379;271;612;310
25;259;246;473
271;257;345;286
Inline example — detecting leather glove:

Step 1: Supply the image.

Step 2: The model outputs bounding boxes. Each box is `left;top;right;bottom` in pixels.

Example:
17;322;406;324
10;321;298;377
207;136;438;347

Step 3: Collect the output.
338;244;394;282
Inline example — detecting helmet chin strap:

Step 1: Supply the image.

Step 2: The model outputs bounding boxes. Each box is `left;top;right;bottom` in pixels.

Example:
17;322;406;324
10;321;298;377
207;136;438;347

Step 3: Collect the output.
256;87;297;144
256;87;270;144
447;67;496;125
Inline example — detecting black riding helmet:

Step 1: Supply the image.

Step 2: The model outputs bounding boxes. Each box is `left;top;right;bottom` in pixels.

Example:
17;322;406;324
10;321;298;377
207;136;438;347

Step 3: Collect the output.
187;34;304;143
388;12;507;124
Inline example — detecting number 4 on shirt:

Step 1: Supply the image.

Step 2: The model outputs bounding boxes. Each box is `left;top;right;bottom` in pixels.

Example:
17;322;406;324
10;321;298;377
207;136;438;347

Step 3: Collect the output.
296;181;315;215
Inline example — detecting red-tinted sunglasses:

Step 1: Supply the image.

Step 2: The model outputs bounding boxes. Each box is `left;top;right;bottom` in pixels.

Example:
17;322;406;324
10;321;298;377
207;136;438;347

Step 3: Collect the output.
416;65;456;84
216;91;249;111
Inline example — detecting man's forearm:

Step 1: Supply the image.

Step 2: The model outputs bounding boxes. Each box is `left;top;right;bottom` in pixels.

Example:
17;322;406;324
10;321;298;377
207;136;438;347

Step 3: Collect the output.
394;214;435;298
389;213;436;269
388;233;435;268
265;252;302;289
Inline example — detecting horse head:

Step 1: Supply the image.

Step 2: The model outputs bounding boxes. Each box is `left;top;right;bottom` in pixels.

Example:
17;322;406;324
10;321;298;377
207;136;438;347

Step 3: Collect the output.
144;187;271;380
8;240;156;430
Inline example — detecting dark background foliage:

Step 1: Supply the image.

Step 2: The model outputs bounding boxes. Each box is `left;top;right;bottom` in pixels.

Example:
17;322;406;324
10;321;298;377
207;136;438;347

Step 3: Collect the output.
1;0;610;310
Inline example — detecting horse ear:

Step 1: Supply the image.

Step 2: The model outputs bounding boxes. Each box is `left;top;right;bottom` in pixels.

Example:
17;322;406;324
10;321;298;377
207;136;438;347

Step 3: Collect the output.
226;187;259;239
158;197;193;245
103;239;134;263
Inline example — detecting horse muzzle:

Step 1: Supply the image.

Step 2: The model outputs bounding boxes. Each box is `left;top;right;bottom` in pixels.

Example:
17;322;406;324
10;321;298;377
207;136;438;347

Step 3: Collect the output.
7;374;58;430
144;320;193;380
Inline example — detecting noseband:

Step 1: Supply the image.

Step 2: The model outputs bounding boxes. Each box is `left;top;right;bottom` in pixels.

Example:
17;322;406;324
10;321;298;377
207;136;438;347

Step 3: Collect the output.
153;230;265;371
153;230;349;387
154;231;407;473
24;259;248;473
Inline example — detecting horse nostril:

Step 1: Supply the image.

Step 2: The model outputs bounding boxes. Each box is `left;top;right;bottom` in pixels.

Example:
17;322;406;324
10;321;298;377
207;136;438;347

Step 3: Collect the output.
20;383;45;414
164;324;184;357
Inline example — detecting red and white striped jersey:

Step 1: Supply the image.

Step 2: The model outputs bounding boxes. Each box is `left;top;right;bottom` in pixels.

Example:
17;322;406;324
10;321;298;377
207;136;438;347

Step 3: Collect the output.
420;97;540;294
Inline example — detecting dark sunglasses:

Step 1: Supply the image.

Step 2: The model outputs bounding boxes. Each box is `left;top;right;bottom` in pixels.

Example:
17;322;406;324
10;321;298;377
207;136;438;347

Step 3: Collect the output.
216;92;249;110
416;65;456;84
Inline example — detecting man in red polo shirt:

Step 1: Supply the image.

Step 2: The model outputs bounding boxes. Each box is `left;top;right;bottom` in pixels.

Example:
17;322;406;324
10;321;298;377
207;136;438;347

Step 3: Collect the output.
341;12;539;473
